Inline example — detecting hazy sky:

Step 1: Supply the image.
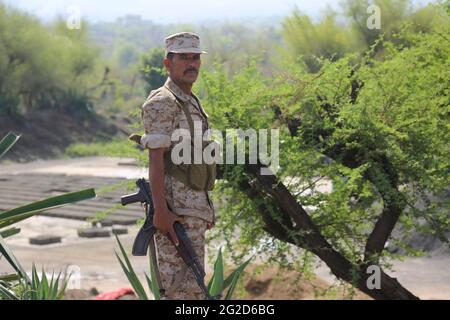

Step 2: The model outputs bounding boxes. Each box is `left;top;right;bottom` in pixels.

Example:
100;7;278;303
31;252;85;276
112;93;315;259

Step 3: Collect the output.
4;0;435;24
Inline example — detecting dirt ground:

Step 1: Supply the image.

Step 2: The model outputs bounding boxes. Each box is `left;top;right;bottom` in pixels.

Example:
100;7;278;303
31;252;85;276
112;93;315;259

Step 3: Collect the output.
0;109;131;162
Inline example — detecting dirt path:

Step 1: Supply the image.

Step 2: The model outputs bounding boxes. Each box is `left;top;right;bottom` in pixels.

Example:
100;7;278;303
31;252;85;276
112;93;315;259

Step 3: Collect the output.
314;256;450;300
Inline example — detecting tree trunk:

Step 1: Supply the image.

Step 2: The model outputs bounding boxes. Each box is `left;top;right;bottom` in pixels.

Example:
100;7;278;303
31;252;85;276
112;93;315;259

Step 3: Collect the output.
225;163;420;300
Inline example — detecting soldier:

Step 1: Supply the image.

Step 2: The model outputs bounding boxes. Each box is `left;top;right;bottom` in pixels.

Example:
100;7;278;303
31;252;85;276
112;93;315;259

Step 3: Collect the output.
140;32;216;300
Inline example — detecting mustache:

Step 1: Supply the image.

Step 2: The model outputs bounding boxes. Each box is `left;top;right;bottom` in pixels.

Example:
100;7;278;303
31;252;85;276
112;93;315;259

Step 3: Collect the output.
184;68;198;75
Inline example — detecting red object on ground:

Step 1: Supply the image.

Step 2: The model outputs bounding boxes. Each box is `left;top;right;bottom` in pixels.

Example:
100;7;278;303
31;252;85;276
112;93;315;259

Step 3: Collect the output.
94;288;135;300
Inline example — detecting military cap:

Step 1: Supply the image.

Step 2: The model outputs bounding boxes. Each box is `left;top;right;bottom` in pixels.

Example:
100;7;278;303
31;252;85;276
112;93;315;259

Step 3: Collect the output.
165;32;207;54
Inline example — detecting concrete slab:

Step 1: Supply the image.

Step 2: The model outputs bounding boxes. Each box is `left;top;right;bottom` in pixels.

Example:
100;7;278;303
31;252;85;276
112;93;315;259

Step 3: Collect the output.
29;235;62;245
78;227;111;238
0;171;145;224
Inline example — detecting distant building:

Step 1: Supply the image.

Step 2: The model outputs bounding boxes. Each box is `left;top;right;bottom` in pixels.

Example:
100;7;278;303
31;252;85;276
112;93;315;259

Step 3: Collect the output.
118;14;142;25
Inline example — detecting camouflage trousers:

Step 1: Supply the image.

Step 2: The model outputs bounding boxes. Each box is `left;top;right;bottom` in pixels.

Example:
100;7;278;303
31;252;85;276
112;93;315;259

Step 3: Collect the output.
154;215;207;300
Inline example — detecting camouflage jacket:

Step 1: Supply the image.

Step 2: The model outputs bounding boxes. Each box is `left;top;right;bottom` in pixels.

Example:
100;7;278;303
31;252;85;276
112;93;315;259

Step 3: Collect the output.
141;77;215;224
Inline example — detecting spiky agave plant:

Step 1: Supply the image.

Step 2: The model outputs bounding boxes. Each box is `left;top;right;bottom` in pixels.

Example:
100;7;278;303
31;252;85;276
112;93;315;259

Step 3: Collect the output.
0;132;96;300
115;234;252;300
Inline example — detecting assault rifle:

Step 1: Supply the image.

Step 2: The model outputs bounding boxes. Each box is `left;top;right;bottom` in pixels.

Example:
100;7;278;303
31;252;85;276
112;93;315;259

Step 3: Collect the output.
121;178;215;300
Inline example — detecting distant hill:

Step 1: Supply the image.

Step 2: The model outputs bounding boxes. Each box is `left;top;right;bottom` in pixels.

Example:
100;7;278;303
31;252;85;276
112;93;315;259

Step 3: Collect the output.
0;110;131;162
88;15;284;58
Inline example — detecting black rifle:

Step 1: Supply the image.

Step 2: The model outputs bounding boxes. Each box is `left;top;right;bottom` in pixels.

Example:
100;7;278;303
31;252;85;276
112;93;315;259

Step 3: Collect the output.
121;178;215;300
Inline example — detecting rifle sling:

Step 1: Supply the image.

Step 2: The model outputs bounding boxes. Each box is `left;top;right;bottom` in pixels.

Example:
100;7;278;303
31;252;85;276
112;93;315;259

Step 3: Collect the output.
164;85;196;140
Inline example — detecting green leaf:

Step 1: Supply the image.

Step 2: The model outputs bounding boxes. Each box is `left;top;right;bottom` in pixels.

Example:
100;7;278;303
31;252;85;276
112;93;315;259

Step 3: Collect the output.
144;274;159;300
50;272;61;300
0;188;96;228
148;253;160;300
208;247;224;297
0;132;20;160
115;252;148;300
114;235;148;300
0;282;19;300
144;273;152;294
31;264;39;300
0;280;11;288
0;234;30;283
224;271;240;300
57;272;70;300
48;272;55;299
223;256;253;289
40;269;49;299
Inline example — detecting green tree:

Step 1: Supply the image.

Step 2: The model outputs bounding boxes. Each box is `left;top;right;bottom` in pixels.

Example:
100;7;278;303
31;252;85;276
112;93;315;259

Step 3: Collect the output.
0;4;102;115
283;9;362;72
197;13;449;299
198;22;282;75
343;0;413;47
140;47;166;93
282;0;443;72
114;42;140;68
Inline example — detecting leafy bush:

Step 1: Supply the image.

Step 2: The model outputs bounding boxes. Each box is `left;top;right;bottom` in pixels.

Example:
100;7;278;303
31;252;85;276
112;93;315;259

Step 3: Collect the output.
0;4;102;115
196;13;449;299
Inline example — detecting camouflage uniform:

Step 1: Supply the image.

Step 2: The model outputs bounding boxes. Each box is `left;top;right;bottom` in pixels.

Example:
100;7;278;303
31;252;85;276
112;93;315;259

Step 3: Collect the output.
141;77;214;300
154;215;208;299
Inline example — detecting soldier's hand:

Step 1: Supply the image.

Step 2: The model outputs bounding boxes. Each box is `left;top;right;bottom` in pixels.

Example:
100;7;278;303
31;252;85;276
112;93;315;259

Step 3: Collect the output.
128;133;142;145
153;207;184;246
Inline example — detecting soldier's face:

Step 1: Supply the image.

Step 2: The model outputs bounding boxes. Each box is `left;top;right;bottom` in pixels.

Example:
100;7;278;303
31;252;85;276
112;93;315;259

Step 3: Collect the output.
164;53;201;85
